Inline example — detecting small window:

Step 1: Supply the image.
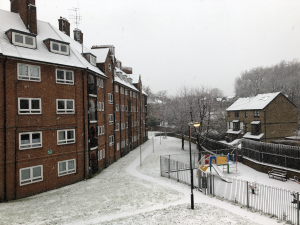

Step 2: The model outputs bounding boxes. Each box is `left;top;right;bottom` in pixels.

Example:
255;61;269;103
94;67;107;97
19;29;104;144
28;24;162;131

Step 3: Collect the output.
20;165;43;186
116;123;119;131
96;78;101;87
116;104;119;111
126;122;128;128
126;139;128;145
108;63;111;71
19;132;42;150
103;149;105;158
109;135;114;146
109;114;114;124
100;79;104;88
115;85;119;93
254;110;260;117
12;32;36;49
57;129;75;145
234;111;239;117
50;41;69;55
98;126;105;135
99;150;102;160
126;106;128;112
90;55;97;66
18;63;40;81
108;93;113;104
130;91;132;97
117;143;120;151
18;98;41;114
58;159;76;176
56;69;74;85
56;99;75;114
98;102;102;111
102;102;105;111
125;89;128;95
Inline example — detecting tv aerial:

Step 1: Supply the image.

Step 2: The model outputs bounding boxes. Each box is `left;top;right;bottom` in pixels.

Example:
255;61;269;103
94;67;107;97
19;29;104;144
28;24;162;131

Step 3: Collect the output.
68;8;82;29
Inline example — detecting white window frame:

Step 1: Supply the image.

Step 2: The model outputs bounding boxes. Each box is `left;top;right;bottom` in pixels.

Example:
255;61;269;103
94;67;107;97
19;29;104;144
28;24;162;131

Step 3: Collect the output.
57;129;75;145
102;102;105;111
126;139;128;145
18;98;41;114
50;41;69;55
20;165;43;186
99;150;102;160
109;135;114;146
90;55;97;66
116;123;119;131
98;102;102;111
98;125;105;135
109;114;114;125
108;93;113;104
56;69;74;85
126;122;128;128
115;85;119;93
103;149;105;158
116;104;119;111
130;91;132;97
120;87;124;94
58;159;76;177
17;63;41;82
125;89;128;95
100;79;104;88
117;143;120;151
12;32;36;49
126;106;128;112
56;99;75;114
19;132;42;150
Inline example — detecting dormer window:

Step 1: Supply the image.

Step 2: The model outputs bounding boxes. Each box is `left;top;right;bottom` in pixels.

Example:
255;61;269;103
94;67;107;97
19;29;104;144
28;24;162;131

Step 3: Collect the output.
51;41;69;55
90;55;96;66
6;29;36;49
82;53;97;66
43;38;70;56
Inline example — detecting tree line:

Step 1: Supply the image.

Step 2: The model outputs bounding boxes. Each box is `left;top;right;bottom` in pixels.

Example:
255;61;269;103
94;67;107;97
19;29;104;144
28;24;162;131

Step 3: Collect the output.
235;59;300;107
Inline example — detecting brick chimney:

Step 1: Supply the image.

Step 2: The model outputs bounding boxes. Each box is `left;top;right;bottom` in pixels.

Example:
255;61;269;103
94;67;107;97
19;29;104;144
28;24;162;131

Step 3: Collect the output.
11;0;37;35
58;17;70;36
73;28;83;44
122;66;132;74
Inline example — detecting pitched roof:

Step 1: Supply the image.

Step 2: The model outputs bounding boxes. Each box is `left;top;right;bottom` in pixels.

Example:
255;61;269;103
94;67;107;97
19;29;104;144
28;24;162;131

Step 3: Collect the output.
115;67;139;92
91;48;110;63
226;92;281;111
0;9;106;77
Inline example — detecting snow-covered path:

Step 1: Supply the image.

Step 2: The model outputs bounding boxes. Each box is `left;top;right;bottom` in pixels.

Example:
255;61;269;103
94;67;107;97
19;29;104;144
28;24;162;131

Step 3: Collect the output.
0;132;282;225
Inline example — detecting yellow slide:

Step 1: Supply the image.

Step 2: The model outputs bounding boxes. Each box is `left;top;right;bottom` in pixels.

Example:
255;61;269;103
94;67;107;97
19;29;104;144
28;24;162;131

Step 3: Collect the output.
200;165;209;172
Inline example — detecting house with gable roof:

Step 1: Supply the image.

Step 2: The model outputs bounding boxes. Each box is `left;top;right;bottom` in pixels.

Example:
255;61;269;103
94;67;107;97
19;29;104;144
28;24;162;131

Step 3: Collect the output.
226;92;298;142
0;0;148;201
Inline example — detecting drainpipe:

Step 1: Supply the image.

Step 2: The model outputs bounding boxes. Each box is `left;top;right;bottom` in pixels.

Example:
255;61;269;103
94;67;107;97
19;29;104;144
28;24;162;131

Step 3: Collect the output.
82;68;87;179
110;55;116;162
3;56;7;201
264;110;266;143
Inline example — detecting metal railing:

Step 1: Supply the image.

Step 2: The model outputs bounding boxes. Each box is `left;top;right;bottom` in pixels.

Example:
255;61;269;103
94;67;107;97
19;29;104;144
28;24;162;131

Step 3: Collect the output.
160;153;199;187
160;153;300;224
201;172;299;225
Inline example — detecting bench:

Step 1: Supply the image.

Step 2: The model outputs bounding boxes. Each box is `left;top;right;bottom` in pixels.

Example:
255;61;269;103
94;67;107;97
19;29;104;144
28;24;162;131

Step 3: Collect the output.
268;169;287;181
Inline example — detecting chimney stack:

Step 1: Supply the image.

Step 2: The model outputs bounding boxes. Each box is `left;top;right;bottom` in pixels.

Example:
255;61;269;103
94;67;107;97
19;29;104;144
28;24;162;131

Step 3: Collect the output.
73;28;83;44
122;66;132;74
11;0;37;34
58;17;70;36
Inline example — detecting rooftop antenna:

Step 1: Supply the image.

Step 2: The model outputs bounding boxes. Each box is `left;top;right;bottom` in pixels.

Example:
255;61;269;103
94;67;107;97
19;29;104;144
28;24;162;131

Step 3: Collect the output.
68;7;83;53
68;8;82;29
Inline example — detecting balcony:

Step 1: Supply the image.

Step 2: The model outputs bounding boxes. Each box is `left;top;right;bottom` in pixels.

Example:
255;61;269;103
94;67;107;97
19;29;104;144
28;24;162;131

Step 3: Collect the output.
89;137;98;149
88;84;97;95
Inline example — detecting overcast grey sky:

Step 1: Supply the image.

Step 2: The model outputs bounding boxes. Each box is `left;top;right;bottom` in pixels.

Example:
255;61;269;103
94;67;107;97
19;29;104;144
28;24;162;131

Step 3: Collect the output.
1;0;300;96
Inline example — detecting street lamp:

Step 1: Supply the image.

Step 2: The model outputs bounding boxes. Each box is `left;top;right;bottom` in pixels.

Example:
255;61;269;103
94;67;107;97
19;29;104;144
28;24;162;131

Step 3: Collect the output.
189;121;200;210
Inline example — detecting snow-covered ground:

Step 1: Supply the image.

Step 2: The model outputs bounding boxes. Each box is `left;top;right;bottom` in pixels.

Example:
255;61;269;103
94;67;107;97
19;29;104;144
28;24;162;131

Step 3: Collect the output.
0;132;286;225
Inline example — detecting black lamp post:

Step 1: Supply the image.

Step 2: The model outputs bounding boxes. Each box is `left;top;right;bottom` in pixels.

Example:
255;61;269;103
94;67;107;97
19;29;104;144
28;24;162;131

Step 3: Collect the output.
189;121;200;210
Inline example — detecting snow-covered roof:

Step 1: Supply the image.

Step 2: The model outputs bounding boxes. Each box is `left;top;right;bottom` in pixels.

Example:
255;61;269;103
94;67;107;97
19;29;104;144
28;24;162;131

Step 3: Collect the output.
226;92;281;111
129;74;140;84
243;132;264;140
250;121;261;125
91;48;109;63
142;90;148;96
0;9;106;78
226;129;242;134
115;67;139;92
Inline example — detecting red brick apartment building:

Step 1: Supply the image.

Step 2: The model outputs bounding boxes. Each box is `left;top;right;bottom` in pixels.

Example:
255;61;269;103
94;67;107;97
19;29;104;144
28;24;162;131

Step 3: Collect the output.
0;0;148;201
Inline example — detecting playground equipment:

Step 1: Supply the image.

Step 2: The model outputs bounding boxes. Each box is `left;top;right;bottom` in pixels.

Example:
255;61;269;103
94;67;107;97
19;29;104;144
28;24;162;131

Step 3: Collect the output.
290;176;300;185
197;149;238;182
